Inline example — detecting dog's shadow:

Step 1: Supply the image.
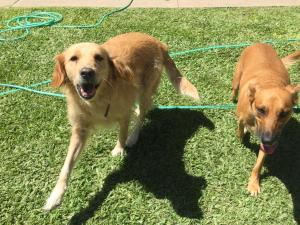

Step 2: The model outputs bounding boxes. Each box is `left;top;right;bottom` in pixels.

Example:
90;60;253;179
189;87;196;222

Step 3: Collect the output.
69;109;214;224
243;117;300;223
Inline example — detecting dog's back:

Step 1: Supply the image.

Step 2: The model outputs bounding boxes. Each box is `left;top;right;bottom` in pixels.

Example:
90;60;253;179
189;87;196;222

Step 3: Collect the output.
238;43;290;89
102;32;199;99
102;32;166;80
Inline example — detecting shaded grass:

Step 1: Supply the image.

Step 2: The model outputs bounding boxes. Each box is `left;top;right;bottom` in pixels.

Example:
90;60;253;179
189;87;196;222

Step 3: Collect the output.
1;6;300;225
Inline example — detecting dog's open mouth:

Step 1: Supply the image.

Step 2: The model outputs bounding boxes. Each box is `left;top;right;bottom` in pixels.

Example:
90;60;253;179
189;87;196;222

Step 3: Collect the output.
260;141;278;155
76;83;99;100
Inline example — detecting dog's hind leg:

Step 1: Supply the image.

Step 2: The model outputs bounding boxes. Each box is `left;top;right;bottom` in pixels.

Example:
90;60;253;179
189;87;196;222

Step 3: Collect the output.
126;70;161;147
44;126;89;211
231;61;243;102
112;116;130;156
126;92;153;148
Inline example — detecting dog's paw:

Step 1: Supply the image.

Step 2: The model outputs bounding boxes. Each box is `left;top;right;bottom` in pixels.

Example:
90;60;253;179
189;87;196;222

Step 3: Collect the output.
134;106;140;116
126;130;140;147
247;179;261;197
43;189;64;211
111;146;124;156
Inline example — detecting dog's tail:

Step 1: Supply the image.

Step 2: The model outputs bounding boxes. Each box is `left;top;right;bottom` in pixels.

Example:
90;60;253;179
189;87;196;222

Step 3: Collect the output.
163;50;200;100
282;50;300;69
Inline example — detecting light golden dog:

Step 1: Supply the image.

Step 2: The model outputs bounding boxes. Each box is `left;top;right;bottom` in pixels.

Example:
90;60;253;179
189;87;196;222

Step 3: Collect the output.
231;43;299;196
44;32;199;211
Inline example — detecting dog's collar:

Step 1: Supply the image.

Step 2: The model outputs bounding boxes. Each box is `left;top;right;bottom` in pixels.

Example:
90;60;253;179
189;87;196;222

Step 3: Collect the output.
104;103;110;119
102;79;113;119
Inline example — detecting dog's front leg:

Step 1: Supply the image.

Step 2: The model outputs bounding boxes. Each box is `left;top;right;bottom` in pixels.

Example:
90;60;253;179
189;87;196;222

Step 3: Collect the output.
111;117;129;156
44;126;89;211
237;119;245;140
247;148;266;196
231;63;242;102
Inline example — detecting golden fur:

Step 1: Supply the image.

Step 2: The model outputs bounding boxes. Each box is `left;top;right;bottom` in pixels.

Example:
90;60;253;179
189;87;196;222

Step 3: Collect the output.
232;43;299;196
44;32;199;211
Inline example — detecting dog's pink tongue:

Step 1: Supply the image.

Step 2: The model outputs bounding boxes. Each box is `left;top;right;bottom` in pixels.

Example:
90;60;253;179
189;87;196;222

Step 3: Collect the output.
260;143;278;155
81;86;96;97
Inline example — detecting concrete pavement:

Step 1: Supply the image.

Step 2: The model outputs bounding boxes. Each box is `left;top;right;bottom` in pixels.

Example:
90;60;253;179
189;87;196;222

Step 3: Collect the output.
1;0;300;8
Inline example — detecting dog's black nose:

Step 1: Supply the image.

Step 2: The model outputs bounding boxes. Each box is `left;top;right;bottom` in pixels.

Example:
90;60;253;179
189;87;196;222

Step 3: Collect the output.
261;131;276;145
80;68;95;80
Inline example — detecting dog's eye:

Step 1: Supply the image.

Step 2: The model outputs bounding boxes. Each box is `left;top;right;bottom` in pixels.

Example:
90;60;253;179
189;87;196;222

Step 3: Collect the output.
94;54;103;62
70;56;78;62
278;110;289;118
256;107;266;116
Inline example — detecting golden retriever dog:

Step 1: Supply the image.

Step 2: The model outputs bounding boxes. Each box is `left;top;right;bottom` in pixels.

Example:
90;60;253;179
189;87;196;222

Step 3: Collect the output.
44;32;199;211
231;43;299;196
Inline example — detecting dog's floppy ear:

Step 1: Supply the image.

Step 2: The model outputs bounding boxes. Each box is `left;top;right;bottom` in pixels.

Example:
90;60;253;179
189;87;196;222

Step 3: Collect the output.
248;82;257;103
51;54;67;87
109;58;133;81
286;84;300;105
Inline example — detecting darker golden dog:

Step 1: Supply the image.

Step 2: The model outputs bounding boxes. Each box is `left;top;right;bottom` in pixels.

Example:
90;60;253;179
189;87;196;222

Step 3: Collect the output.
232;43;299;196
44;32;199;211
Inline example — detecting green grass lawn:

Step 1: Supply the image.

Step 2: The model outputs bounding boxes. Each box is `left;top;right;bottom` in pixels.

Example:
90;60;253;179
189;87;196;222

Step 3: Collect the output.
1;6;300;225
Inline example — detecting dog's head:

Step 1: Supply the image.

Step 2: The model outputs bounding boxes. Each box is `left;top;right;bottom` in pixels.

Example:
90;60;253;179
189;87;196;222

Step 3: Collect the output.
51;42;112;100
248;83;299;154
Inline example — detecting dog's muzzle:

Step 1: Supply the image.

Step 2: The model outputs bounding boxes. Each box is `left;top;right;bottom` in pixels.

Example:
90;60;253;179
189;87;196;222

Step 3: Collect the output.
80;67;95;82
260;131;279;154
76;68;99;100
